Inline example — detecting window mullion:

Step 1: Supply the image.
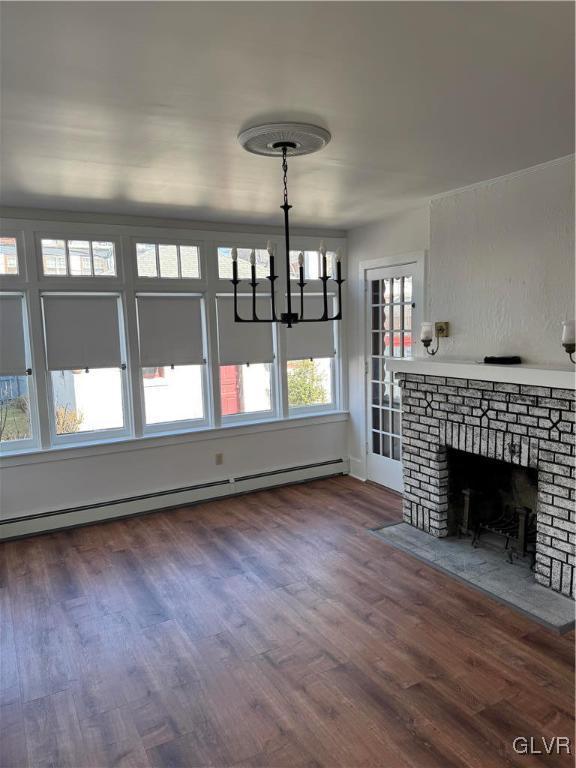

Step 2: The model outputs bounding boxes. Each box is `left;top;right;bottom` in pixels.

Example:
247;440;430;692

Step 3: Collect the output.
25;286;52;448
120;235;144;438
204;240;221;428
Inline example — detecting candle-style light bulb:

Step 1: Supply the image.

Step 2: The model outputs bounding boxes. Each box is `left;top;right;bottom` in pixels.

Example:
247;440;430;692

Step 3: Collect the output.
231;247;238;262
250;249;256;266
319;240;327;257
266;240;274;257
298;251;304;267
336;247;343;263
420;322;434;342
562;320;575;344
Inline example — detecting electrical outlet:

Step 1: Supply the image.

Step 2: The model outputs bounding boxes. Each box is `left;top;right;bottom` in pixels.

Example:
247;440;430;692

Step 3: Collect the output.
435;321;450;338
215;453;224;465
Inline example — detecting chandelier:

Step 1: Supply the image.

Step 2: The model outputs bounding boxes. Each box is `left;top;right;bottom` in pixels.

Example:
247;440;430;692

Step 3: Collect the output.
233;122;344;328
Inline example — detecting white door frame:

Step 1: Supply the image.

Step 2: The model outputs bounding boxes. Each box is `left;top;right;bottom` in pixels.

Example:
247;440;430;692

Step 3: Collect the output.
357;251;427;486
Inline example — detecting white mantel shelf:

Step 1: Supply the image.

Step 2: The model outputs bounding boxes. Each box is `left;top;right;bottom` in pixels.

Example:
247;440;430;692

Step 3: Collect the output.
386;358;575;390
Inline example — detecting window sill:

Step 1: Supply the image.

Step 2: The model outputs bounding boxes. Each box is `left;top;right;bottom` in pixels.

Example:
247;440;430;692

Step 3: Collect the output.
0;410;349;467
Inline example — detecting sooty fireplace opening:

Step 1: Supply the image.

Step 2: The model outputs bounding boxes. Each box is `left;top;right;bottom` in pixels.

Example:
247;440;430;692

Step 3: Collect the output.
447;449;538;566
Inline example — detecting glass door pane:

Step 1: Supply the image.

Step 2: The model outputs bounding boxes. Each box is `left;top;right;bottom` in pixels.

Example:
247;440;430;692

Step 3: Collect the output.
369;275;413;462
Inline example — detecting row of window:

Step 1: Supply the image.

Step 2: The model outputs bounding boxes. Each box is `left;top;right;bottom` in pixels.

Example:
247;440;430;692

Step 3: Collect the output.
0;229;342;454
0;236;338;281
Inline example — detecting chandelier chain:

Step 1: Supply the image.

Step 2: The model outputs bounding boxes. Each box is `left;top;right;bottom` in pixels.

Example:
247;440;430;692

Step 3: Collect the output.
282;146;289;206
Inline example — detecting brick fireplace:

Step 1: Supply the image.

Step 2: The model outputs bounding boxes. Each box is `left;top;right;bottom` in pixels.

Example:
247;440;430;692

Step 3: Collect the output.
387;362;575;599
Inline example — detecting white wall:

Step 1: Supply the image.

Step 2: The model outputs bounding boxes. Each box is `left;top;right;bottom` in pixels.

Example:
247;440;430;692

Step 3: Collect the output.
429;157;575;365
1;417;348;525
345;156;574;482
346;207;430;478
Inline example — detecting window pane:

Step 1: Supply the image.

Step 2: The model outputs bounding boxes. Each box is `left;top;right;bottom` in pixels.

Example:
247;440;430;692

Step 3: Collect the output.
383;279;391;303
136;243;157;277
404;277;412;303
0;376;31;442
180;246;200;278
93;242;116;276
143;365;204;425
220;363;271;416
405;331;413;358
51;368;124;434
218;247;269;279
42;239;67;275
68;240;92;276
381;434;391;457
289;251;337;280
0;237;18;275
382;410;390;433
404;304;412;330
287;358;332;408
159;244;179;278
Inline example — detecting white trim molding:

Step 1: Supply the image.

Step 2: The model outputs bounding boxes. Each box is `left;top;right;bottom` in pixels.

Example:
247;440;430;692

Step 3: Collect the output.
387;358;575;390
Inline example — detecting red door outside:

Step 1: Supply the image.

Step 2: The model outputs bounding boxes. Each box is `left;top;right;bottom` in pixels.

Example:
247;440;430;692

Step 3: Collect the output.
220;365;241;415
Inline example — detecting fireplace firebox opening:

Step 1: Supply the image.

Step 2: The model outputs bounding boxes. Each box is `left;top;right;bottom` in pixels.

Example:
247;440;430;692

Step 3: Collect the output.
447;448;538;565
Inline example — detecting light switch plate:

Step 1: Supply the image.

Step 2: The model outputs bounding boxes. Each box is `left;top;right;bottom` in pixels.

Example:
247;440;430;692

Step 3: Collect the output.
435;321;450;338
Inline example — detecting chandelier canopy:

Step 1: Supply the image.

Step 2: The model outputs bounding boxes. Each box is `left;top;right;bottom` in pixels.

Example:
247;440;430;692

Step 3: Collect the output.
233;122;344;329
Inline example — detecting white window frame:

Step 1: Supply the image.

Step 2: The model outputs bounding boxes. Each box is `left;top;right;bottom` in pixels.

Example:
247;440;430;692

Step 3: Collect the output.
217;291;280;425
35;233;123;282
132;236;205;283
215;237;274;291
138;292;211;435
0;232;25;280
288;237;344;284
0;217;347;457
287;357;338;418
43;292;132;447
0;291;40;454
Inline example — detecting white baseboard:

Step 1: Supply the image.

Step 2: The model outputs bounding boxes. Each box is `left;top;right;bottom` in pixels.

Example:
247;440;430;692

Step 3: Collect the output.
349;456;366;481
0;459;349;540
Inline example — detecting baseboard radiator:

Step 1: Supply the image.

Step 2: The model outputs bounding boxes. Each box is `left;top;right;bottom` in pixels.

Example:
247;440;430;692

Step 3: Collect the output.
0;458;349;540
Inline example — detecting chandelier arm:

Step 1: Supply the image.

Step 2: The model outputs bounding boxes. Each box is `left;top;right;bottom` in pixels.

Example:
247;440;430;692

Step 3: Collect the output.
232;260;242;322
299;281;306;319
269;254;278;321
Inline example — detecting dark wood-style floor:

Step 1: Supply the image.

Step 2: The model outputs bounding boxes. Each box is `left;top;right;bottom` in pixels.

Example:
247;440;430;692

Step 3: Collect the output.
0;476;574;768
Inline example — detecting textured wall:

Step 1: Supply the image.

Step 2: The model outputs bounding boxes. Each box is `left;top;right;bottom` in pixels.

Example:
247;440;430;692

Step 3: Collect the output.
429;158;575;366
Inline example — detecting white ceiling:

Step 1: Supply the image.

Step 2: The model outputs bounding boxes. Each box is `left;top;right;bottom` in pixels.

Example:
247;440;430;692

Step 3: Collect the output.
1;2;573;229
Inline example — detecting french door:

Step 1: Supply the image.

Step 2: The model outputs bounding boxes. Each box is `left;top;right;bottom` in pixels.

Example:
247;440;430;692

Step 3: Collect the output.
365;262;421;491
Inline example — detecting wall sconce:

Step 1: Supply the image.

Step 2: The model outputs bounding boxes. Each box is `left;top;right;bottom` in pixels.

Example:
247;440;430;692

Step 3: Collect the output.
421;321;450;356
562;321;575;363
